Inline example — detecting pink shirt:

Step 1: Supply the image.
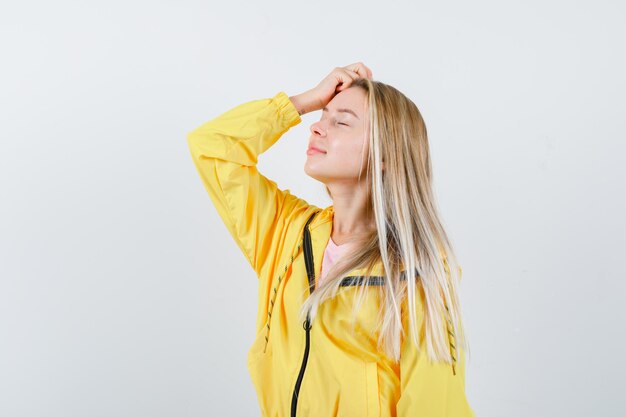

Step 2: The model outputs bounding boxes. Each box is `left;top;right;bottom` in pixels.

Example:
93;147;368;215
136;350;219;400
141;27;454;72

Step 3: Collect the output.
319;236;353;285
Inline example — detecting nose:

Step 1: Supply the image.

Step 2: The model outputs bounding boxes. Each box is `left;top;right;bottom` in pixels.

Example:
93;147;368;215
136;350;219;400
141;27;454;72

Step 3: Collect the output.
310;120;326;137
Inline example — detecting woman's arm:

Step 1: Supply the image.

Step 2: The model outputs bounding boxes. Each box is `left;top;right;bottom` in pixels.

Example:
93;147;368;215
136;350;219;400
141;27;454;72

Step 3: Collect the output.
187;91;312;277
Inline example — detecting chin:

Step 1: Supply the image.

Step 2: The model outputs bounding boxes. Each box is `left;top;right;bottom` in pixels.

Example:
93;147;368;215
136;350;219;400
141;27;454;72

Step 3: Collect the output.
304;167;324;182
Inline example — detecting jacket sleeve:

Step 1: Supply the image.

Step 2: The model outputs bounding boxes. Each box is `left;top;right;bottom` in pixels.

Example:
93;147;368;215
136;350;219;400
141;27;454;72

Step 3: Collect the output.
396;265;476;416
187;91;313;277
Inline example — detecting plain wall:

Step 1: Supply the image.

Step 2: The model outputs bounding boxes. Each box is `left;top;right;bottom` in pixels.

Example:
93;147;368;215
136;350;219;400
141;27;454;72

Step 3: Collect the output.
1;1;624;416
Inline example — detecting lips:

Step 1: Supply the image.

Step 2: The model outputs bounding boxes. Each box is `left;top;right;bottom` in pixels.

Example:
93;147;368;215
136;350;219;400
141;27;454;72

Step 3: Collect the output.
307;145;326;153
306;146;326;155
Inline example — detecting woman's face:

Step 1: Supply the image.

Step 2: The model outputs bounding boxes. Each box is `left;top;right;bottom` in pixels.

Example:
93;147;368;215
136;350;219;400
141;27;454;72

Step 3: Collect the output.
304;87;370;183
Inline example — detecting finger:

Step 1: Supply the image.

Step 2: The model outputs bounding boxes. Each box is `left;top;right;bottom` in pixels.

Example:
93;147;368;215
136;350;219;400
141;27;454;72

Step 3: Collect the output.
344;67;362;79
355;66;371;80
336;70;359;91
345;63;369;79
335;69;358;85
343;68;360;79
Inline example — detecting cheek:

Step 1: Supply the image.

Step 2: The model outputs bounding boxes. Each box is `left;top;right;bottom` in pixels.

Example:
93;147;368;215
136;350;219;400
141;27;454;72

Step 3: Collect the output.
330;141;360;158
326;133;367;158
330;141;368;168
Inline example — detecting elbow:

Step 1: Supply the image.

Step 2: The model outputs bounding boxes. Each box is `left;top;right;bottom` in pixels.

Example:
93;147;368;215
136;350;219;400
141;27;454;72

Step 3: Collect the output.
187;130;205;161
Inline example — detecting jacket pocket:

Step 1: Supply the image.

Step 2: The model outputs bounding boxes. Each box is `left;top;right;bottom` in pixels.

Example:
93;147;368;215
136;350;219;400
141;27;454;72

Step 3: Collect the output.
247;350;276;417
365;361;381;417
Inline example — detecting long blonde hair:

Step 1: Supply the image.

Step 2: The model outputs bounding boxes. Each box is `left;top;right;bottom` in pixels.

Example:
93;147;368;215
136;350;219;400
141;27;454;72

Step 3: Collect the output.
299;78;469;367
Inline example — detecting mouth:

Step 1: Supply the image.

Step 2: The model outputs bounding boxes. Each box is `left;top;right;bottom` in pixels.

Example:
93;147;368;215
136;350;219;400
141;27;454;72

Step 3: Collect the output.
306;147;326;156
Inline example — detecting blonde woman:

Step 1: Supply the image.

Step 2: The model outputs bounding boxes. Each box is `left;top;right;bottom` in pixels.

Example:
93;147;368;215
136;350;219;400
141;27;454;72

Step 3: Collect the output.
187;62;476;417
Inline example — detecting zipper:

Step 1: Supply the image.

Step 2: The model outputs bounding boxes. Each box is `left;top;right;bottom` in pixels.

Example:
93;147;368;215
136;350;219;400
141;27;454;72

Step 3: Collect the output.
290;211;318;417
290;314;312;417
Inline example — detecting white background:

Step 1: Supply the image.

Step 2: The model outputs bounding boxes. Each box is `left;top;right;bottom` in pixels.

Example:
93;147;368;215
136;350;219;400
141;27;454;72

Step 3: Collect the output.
1;1;624;416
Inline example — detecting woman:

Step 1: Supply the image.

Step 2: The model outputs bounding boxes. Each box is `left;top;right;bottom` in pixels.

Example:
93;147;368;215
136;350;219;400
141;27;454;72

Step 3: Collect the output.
187;63;476;417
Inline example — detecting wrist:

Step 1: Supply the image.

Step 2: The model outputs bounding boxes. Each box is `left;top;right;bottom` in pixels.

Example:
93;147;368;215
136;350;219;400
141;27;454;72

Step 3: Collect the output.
289;90;319;116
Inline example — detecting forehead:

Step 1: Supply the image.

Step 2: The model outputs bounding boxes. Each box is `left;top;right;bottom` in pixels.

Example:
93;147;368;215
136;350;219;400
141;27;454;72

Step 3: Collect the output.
323;88;367;120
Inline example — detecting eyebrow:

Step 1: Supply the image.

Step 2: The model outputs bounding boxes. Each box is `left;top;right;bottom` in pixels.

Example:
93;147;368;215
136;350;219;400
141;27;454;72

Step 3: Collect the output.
322;106;360;120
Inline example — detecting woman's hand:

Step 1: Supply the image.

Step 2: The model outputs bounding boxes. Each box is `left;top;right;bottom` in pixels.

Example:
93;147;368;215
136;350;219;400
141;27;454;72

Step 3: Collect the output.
289;62;373;115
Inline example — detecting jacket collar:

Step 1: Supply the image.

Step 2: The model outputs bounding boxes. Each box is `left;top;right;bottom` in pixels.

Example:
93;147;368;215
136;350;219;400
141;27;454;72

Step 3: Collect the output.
308;205;387;281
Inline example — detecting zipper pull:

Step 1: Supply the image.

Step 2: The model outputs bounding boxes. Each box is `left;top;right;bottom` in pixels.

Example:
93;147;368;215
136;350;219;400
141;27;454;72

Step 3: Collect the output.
303;315;312;331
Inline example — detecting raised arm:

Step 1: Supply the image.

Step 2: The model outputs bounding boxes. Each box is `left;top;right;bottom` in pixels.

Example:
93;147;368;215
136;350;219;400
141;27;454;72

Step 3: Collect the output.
186;91;313;277
187;64;374;278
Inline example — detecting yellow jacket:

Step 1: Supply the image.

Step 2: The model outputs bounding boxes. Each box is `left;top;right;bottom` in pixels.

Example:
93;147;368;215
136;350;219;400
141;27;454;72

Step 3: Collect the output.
187;91;476;417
